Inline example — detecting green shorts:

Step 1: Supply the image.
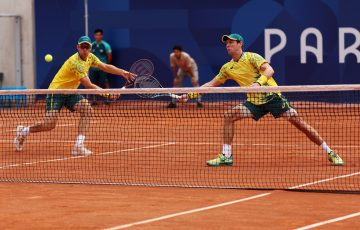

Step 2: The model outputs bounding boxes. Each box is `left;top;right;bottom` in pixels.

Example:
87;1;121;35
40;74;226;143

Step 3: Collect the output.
46;94;84;112
90;69;109;86
244;94;292;121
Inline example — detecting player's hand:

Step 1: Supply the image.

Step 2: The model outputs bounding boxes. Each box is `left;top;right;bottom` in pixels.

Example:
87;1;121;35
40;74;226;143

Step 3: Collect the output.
109;94;120;100
101;94;120;100
173;77;181;86
123;70;136;81
178;94;188;103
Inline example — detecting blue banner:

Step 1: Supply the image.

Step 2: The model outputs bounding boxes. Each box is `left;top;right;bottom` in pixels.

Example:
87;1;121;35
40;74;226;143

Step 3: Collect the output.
35;0;360;89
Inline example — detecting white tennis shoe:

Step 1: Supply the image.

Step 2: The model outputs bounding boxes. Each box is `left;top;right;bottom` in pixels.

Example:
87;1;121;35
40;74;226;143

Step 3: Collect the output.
72;144;92;156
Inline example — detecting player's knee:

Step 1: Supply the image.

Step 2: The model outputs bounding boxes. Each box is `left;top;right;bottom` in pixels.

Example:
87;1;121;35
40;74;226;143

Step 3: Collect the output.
224;110;236;123
284;108;298;118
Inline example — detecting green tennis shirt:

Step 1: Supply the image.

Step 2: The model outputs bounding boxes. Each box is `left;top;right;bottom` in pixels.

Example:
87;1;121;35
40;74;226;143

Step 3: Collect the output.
91;40;112;64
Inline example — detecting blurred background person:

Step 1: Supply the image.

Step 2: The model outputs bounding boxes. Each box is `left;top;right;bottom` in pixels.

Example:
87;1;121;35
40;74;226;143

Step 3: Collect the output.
168;45;203;108
90;28;112;105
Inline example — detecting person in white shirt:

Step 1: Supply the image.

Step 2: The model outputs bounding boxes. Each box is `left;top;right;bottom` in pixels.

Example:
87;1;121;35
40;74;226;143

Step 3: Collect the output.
168;45;202;108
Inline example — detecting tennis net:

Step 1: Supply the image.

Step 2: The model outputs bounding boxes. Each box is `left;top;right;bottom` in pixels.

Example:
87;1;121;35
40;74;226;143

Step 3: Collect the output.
0;85;359;193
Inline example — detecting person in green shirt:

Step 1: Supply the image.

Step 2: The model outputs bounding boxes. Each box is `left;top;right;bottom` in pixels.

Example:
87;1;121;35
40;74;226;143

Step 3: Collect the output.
90;28;113;105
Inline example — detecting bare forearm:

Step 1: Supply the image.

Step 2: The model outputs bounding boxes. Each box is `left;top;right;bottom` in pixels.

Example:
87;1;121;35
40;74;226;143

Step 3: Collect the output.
102;64;125;76
202;78;221;87
172;67;178;78
82;81;101;89
263;68;274;79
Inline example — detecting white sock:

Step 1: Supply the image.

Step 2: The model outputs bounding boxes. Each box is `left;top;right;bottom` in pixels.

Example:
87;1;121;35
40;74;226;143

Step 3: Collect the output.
222;144;232;158
76;135;85;147
21;126;30;136
321;142;332;154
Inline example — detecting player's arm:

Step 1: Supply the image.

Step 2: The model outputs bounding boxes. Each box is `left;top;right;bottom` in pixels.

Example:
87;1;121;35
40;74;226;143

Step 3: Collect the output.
202;77;223;87
106;52;112;64
80;76;101;89
250;63;274;87
171;66;181;87
170;55;180;86
260;62;274;79
179;77;223;102
104;42;112;64
80;76;118;100
184;60;196;80
97;62;135;81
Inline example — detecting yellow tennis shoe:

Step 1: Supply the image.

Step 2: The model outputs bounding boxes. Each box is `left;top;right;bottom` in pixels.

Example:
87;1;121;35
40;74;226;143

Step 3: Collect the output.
206;153;233;166
328;151;344;166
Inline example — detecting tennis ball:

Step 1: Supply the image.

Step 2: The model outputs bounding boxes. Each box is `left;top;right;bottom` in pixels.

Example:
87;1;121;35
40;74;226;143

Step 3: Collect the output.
45;54;53;62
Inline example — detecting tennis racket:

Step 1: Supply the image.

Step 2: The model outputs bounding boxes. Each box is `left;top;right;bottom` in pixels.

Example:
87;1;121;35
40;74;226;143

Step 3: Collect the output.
130;59;154;76
125;59;155;88
133;75;180;99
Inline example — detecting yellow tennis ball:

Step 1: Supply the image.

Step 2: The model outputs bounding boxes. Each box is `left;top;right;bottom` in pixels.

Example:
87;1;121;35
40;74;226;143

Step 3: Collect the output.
45;54;53;62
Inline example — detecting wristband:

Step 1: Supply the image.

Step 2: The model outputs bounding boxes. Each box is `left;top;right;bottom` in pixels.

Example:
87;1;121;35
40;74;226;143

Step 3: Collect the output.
187;93;200;99
256;75;268;86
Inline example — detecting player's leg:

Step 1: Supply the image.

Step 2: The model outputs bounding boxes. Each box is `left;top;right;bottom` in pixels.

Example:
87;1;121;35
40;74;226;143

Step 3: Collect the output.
189;67;203;108
14;94;62;151
173;69;183;88
68;95;93;156
168;69;185;108
207;103;256;166
274;95;344;166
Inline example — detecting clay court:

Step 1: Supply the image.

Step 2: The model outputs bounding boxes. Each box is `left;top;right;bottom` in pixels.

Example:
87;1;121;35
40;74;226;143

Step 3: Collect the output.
1;183;360;229
1;98;359;229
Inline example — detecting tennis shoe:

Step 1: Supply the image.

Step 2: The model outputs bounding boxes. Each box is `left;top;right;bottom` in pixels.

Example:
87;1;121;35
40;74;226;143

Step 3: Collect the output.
14;125;26;151
328;151;344;166
206;153;233;166
72;144;92;156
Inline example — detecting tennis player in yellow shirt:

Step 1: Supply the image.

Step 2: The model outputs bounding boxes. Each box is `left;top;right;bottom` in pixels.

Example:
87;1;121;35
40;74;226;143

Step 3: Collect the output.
181;33;344;166
14;36;135;156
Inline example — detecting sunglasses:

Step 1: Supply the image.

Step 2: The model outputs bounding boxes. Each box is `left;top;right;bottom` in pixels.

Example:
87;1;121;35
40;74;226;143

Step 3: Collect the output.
79;44;91;50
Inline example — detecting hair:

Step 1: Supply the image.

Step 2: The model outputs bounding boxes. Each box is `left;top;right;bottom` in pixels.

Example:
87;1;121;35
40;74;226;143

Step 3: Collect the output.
173;45;182;52
94;28;103;34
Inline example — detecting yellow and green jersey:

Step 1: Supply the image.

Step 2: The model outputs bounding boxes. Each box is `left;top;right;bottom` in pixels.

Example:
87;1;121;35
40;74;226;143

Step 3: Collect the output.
48;53;101;89
215;52;279;105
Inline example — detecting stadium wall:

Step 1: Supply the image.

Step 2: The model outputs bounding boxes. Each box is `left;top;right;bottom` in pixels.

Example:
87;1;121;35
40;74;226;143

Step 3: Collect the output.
0;0;35;88
34;0;360;89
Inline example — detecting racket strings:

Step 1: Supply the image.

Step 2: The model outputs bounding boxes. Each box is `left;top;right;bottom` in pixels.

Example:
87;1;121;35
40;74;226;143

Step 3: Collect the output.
130;59;154;76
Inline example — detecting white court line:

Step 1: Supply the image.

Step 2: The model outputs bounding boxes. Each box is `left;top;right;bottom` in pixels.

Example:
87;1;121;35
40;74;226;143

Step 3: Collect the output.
288;171;360;189
102;169;360;230
295;212;360;230
103;193;271;230
3;121;99;133
0;139;168;144
0;142;174;169
1;139;359;229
